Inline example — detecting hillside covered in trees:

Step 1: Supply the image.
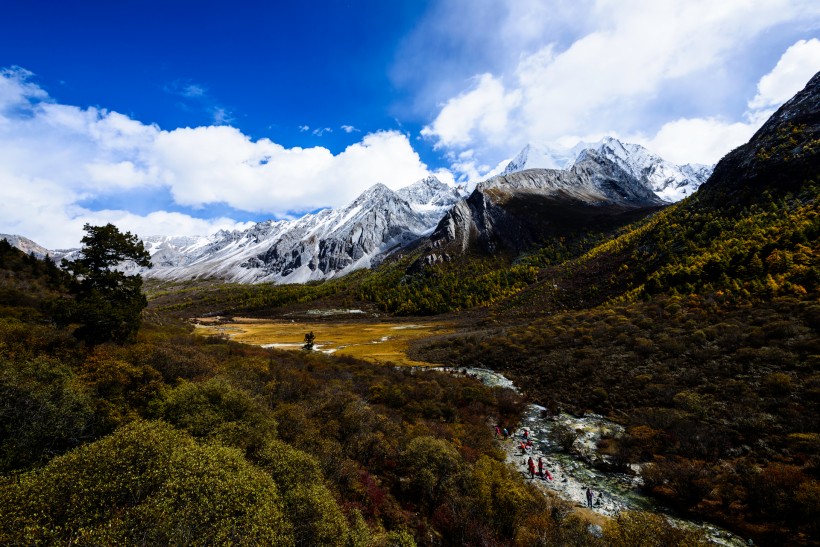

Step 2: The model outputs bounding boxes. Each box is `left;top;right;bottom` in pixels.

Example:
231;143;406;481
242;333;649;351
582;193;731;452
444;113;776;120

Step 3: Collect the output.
1;238;718;546
411;72;820;544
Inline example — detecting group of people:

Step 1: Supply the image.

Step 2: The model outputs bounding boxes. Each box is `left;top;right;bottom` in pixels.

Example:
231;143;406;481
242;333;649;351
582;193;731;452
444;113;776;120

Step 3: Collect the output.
497;426;555;481
496;424;598;509
526;455;553;481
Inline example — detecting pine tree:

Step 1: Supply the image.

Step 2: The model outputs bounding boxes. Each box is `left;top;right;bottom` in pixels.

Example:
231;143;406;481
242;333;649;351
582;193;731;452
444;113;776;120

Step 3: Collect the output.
59;223;152;345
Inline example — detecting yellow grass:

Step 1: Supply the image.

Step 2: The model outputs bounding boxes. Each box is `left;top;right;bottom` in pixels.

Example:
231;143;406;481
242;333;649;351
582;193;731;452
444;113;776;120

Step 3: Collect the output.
193;318;452;367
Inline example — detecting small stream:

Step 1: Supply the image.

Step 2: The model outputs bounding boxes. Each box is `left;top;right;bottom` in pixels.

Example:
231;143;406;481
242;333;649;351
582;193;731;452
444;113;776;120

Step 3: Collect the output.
432;367;749;547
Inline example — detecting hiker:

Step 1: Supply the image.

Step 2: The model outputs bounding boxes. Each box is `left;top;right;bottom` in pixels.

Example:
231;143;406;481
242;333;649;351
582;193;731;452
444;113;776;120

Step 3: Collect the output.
519;441;527;454
495;425;501;438
525;439;533;449
502;427;509;439
586;487;594;508
523;429;529;440
527;457;536;478
537;456;544;476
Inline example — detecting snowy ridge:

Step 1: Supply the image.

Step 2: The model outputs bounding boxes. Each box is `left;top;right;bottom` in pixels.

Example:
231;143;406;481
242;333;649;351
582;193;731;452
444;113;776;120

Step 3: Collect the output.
503;137;712;202
143;176;462;284
0;234;54;259
427;149;666;257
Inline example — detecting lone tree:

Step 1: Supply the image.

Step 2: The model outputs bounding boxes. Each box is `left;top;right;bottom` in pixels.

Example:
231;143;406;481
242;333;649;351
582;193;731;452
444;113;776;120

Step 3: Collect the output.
59;223;152;345
303;331;316;351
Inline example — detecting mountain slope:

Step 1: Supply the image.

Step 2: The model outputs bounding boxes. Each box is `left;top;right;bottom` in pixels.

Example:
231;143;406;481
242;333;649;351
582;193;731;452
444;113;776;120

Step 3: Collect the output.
0;234;54;259
504;137;712;202
426;148;665;258
500;70;820;314
698;71;820;204
144;177;461;284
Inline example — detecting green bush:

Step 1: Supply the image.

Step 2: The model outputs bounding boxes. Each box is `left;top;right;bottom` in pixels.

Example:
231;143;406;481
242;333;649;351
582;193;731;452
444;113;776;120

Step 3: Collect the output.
0;355;95;471
0;420;293;545
151;377;277;453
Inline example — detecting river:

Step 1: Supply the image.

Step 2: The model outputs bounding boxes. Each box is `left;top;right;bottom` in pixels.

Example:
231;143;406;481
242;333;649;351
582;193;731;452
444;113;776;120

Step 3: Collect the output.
432;367;750;547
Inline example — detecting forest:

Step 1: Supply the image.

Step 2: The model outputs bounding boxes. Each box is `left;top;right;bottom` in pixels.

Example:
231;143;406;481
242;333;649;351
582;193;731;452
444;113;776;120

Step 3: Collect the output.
0;238;711;546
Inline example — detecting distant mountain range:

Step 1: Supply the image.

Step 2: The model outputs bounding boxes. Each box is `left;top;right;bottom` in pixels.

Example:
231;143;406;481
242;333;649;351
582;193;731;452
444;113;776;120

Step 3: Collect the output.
2;137;713;284
137;176;464;283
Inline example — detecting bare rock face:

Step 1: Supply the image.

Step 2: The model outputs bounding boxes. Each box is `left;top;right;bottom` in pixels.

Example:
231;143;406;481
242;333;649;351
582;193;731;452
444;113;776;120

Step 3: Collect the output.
427;150;665;256
141;176;462;284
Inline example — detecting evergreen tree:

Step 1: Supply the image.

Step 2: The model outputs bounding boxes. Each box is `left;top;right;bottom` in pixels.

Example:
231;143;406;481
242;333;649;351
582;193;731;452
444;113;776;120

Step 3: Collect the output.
303;331;315;351
59;223;152;345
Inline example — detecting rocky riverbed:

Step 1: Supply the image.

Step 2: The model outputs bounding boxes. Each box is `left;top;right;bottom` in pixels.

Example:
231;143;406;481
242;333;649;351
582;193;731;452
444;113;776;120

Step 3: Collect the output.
434;367;750;546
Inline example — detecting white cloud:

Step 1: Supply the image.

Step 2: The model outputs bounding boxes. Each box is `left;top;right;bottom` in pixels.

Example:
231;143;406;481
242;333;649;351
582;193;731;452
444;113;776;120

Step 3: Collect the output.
748;39;820;109
312;127;332;136
420;0;820;166
0;70;444;248
443;148;510;185
0;66;47;108
421;73;520;148
635;117;759;165
164;80;207;99
639;38;820;165
298;125;310;132
341;124;360;133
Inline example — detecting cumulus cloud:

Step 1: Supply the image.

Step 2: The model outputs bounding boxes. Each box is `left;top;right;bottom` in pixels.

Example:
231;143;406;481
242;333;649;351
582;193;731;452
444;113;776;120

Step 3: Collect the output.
420;73;520;149
341;124;360;133
635;118;759;165
638;38;820;165
0;70;442;248
419;0;820;168
748;39;820;110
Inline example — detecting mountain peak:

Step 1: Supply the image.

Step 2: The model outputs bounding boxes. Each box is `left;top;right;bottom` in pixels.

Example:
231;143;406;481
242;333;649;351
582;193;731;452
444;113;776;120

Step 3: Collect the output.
351;182;397;206
503;137;712;202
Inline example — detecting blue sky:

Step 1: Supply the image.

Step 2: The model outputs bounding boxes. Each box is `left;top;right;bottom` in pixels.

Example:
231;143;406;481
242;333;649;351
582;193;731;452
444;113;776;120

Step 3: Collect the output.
1;0;819;248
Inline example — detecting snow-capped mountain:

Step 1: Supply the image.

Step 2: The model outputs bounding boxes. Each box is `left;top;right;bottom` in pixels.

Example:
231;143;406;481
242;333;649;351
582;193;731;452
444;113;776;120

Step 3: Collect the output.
143;176;462;284
503;137;712;202
0;234;53;259
426;148;666;257
502;141;589;173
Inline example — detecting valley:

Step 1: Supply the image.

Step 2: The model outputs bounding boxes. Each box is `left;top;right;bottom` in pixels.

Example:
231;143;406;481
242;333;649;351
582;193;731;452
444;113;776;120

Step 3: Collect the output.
0;70;818;547
193;316;452;367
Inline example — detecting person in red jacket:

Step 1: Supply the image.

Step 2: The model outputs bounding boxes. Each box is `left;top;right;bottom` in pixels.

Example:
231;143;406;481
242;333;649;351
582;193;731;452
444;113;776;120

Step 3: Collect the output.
527;457;536;478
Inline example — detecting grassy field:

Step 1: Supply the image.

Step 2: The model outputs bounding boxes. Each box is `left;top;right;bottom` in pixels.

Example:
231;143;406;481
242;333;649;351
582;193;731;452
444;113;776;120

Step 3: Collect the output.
193;318;453;367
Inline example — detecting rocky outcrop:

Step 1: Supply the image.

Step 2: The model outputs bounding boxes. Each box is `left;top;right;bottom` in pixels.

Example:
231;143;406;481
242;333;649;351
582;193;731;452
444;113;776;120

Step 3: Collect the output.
426;150;665;255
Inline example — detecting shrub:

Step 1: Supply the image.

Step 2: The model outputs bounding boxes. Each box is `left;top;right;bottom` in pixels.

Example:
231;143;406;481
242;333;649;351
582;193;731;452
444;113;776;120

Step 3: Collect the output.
0;420;293;545
0;356;95;471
